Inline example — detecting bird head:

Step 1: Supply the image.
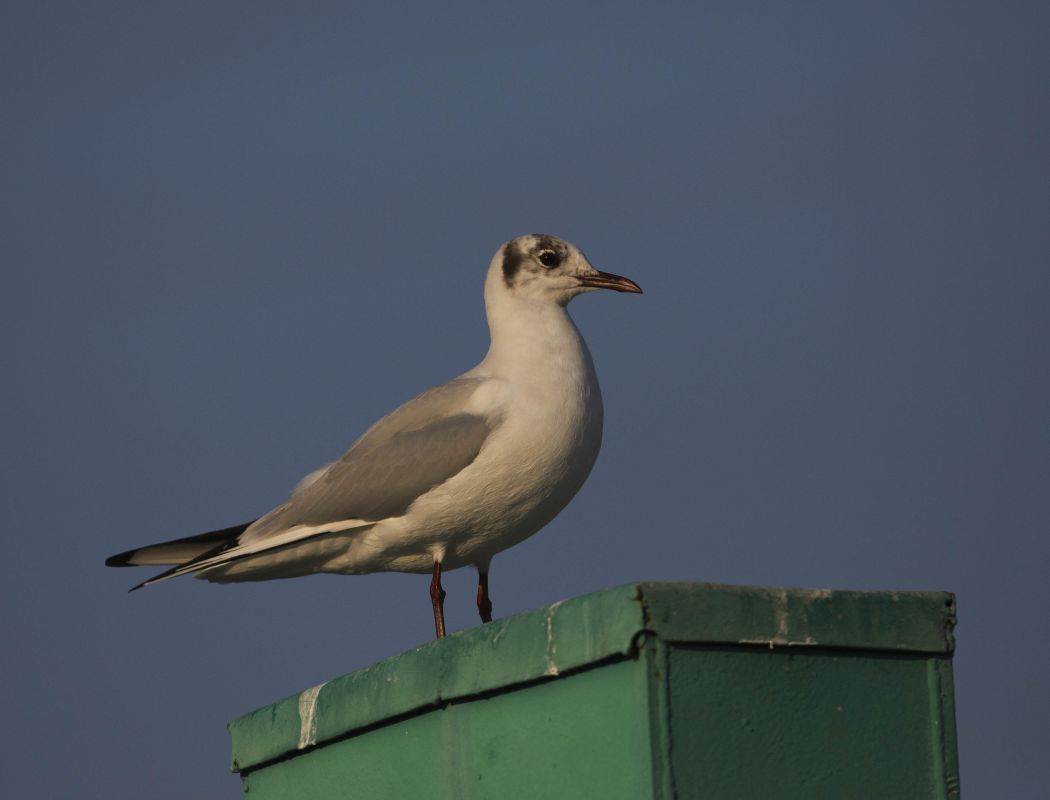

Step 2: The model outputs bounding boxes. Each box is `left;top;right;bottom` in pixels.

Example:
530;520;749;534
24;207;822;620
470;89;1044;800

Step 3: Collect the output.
489;234;642;306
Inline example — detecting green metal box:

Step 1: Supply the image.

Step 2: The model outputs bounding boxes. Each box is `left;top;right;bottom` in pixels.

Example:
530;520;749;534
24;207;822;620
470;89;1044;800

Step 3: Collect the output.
229;582;959;799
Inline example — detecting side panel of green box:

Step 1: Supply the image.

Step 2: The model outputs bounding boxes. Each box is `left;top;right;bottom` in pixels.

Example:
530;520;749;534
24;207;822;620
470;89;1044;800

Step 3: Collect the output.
665;645;960;799
242;658;656;800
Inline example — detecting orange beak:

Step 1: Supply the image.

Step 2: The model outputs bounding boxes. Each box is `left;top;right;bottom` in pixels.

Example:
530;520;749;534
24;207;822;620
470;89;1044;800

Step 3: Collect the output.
578;271;643;293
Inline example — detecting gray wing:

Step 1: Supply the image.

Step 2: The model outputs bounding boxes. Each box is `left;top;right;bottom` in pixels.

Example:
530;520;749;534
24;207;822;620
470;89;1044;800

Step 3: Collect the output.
242;378;495;542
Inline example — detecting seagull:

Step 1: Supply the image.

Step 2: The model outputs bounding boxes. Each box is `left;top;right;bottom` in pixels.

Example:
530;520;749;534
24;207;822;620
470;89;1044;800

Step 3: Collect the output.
106;234;642;638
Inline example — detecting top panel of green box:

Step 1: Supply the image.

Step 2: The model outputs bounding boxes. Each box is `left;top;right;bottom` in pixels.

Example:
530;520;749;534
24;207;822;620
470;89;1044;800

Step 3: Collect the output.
229;581;955;772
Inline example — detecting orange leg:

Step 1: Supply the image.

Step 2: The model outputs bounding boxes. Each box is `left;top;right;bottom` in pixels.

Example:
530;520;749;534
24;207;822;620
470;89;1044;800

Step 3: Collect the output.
429;560;447;639
476;569;493;624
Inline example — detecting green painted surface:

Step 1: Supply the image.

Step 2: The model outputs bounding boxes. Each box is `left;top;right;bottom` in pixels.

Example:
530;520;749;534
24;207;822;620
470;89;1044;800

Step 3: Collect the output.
230;582;645;771
666;646;953;798
230;582;959;798
242;659;655;799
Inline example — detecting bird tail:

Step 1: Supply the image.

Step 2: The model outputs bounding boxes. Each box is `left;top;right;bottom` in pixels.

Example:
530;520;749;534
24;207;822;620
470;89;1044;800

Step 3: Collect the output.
105;522;253;575
106;519;373;591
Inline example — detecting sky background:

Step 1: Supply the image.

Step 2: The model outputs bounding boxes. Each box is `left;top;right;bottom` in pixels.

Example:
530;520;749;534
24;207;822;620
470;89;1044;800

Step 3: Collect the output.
3;2;1048;796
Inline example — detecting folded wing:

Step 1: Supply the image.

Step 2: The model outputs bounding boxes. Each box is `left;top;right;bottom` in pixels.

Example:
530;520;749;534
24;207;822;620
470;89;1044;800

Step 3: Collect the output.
109;377;497;588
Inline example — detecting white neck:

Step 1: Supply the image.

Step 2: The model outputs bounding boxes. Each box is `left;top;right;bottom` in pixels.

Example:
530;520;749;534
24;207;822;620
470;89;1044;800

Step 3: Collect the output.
476;270;596;383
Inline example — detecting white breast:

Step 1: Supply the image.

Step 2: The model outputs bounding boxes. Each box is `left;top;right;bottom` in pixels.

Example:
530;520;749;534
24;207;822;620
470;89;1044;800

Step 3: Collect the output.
329;298;605;574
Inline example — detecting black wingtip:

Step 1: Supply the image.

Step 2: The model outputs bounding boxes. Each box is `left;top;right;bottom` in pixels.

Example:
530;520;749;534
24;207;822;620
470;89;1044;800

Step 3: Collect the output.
106;551;136;568
106;521;255;570
128;581;146;593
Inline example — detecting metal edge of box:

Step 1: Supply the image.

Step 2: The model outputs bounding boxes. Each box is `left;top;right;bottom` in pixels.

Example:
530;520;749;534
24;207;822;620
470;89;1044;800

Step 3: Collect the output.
637;582;956;654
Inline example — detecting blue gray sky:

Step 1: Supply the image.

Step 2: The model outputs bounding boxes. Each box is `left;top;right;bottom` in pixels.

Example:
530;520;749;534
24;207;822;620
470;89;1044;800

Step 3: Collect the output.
3;2;1047;796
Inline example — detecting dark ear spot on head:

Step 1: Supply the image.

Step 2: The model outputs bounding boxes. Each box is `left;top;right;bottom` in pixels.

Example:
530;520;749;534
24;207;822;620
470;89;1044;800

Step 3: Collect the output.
502;241;523;287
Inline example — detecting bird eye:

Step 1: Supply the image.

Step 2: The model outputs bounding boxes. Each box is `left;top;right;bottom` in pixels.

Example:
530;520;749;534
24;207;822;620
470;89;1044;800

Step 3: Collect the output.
537;250;560;268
